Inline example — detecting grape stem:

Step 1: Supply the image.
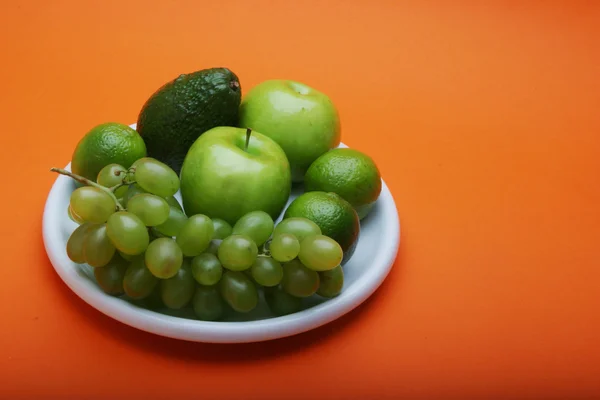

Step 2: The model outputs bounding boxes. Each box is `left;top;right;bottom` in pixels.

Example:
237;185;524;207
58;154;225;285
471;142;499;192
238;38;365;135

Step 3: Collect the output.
109;182;127;193
125;168;137;184
259;241;271;257
50;167;126;211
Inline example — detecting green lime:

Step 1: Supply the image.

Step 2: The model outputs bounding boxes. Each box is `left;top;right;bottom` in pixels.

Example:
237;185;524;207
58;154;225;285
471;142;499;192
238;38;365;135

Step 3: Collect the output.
283;191;359;261
71;122;147;181
304;148;382;219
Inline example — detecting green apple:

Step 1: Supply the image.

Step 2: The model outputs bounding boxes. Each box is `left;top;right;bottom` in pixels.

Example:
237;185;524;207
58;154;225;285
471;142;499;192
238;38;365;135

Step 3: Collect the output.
239;80;341;182
179;126;292;226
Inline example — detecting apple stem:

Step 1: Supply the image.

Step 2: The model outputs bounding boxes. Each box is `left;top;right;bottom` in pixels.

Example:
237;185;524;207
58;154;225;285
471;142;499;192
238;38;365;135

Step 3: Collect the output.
245;128;252;152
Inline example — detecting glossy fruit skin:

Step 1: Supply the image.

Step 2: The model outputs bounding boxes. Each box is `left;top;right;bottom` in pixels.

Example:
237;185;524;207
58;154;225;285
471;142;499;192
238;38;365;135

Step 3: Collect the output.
132;157;180;198
83;224;116;268
193;285;225;321
106;212;150;255
239;79;341;182
250;256;283;287
144;238;183;279
269;233;300;262
212;218;232;239
232;211;274;246
126;193;170;227
179;126;292;226
281;259;320;298
217;234;258;271
66;223;94;263
69;186;115;224
68;205;85;225
272;217;321;243
160;265;195;309
71;122;146;181
94;254;129;295
191;253;223;286
122;184;147;208
154;206;187;237
304;148;382;220
96;163;128;198
283;191;359;263
297;234;343;271
123;258;159;300
176;214;214;257
137;68;242;174
317;265;344;298
219;270;259;313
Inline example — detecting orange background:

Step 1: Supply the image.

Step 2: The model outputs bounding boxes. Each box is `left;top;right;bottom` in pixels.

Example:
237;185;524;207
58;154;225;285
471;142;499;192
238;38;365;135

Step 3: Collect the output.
1;1;599;399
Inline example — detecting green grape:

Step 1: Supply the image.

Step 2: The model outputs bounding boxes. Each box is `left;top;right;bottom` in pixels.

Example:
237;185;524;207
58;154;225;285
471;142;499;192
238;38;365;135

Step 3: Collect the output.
118;250;135;261
133;157;180;198
123;258;159;300
165;196;183;212
97;163;128;197
83;223;116;268
264;285;303;316
204;240;220;256
154;206;187;237
160;263;195;309
317;265;344;298
68;205;85;224
298;234;343;271
212;218;232;240
176;214;214;257
149;227;168;241
281;259;320;298
232;211;274;246
94;254;128;295
66;223;94;263
106;211;150;255
144;237;183;279
70;186;116;223
250;256;283;287
273;217;321;243
193;285;225;321
142;285;165;310
137;286;165;311
122;184;147;208
127;193;170;226
191;253;223;286
270;233;300;262
217;234;258;271
219;270;259;313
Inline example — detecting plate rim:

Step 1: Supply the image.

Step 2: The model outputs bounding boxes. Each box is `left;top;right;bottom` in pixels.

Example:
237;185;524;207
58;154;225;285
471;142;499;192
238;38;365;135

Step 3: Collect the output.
42;138;401;343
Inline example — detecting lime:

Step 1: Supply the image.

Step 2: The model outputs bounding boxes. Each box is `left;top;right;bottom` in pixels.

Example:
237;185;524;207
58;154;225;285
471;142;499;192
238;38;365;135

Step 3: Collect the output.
304;148;382;219
71;122;147;181
283;191;359;261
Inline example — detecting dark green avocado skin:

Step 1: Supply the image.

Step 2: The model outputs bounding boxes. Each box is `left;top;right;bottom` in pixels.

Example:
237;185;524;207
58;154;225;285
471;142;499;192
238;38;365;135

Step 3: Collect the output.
136;67;242;174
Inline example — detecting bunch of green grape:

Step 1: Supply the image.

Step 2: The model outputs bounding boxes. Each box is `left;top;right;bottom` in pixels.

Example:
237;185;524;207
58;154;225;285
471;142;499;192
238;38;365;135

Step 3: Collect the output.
65;157;344;321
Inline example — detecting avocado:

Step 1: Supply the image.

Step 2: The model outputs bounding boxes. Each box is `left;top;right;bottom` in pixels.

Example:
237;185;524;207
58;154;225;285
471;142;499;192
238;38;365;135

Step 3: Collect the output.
136;67;242;174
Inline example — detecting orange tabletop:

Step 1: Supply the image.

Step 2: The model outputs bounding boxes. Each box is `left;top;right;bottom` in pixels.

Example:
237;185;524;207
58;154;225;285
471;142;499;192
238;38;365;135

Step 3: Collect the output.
1;1;599;399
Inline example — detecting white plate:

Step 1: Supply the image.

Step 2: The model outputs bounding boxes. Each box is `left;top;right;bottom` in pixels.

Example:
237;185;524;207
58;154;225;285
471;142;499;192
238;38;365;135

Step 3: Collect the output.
42;128;400;343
